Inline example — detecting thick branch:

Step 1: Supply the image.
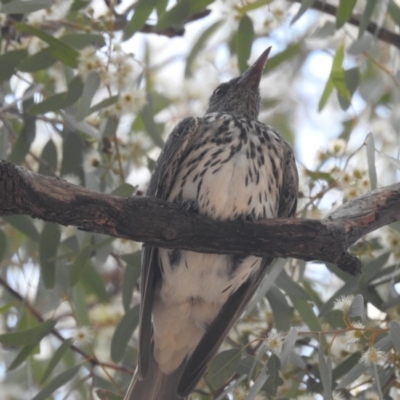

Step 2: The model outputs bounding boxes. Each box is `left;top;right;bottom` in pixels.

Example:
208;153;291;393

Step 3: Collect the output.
287;0;400;50
1;160;400;276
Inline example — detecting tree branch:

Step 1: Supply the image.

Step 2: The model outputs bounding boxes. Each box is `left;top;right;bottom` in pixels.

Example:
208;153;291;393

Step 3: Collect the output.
1;160;400;276
287;0;400;50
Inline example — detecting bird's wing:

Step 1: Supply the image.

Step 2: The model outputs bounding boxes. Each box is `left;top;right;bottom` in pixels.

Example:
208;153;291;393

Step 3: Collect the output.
278;141;298;218
138;116;201;378
178;256;274;397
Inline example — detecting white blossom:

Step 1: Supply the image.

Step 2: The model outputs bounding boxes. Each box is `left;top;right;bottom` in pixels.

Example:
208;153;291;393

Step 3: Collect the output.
73;325;93;346
265;330;285;354
77;46;103;79
360;347;386;366
344;321;365;343
333;295;353;314
83;149;102;172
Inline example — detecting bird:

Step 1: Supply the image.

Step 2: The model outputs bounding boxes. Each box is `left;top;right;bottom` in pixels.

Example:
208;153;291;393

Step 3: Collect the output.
124;47;298;400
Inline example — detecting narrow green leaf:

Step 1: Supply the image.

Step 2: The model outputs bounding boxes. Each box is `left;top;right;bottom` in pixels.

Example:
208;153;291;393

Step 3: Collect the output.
276;270;310;300
247;364;268;398
110;305;140;362
71;284;90;326
89;95;118;115
336;0;357;29
206;349;241;389
388;0;400;27
140;93;164;148
0;319;56;346
390;321;400;352
185;21;222;78
264;43;301;74
32;365;81;400
9;93;37;163
0;0;52;13
38;139;58;176
8;343;39;370
156;0;191;30
18;48;56;72
39;223;61;289
69;245;92;287
318;78;334;112
14;23;79;68
81;264;110;302
123;0;158;40
0;230;7;262
266;286;291;331
280;327;298;367
96;390;124;400
122;253;142;312
291;0;315;25
41;339;73;384
359;0;377;38
265;354;284;396
318;342;332;400
349;294;365;321
28;75;83;114
366;133;377;190
4;215;40;242
236;15;254;73
76;72;100;121
0;49;28;80
294;299;321;331
61;33;106;49
60;130;84;176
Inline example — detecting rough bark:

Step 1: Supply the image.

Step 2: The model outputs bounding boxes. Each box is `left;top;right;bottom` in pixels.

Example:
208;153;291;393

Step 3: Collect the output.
1;160;400;276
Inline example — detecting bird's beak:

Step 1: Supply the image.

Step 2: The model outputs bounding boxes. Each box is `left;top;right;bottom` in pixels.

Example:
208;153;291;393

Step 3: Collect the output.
238;47;272;89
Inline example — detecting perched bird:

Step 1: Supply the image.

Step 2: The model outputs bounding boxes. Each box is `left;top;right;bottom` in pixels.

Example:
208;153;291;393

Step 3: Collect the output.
125;47;298;400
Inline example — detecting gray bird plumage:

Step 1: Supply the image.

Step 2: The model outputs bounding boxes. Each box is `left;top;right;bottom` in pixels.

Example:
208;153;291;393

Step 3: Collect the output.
124;47;298;400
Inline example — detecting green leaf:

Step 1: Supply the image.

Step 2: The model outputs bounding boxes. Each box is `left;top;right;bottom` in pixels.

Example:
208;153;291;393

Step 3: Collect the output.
110;305;140;362
9;91;36;163
39;223;61;289
60;130;84;176
185;21;222;78
71;284;90;326
156;0;191;30
388;0;400;27
336;0;357;29
0;230;7;262
266;286;291;331
276;270;311;300
32;365;81;400
112;183;137;197
265;354;284;396
206;349;241;389
291;0;315;25
121;253;141;312
0;319;56;346
8;343;39;370
294;299;321;331
389;321;400;353
366;133;377;190
14;23;79;68
0;0;52;13
359;0;377;38
123;0;159;40
0;49;28;81
4;215;40;242
318;342;332;400
61;33;106;49
28;75;84;114
280;327;297;367
70;244;92;287
81;264;110;302
96;390;124;400
18;48;56;72
76;72;100;121
89;95;119;115
140;93;164;148
38;139;58;176
318;77;334;112
264;43;301;74
349;294;365;321
41;339;73;384
236;14;254;73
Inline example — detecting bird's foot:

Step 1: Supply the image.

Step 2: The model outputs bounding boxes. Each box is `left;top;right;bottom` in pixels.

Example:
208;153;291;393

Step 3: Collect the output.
181;199;199;212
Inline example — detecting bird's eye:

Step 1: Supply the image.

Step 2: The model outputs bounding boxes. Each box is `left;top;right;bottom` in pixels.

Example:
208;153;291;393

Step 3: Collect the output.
213;87;223;96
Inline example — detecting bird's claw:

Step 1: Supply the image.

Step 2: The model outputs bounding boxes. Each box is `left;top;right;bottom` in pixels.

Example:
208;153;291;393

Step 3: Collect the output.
181;199;199;212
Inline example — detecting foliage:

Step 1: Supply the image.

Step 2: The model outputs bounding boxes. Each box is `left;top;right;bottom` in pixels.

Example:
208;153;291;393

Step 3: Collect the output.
0;0;400;399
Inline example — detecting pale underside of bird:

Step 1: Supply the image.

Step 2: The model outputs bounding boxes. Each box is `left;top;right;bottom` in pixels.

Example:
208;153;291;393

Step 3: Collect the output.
124;47;298;400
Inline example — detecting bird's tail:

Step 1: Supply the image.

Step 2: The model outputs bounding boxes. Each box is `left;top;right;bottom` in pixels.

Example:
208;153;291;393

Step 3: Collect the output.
124;352;187;400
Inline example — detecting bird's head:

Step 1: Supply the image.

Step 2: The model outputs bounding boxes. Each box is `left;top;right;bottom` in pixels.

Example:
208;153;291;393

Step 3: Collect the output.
205;47;271;120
